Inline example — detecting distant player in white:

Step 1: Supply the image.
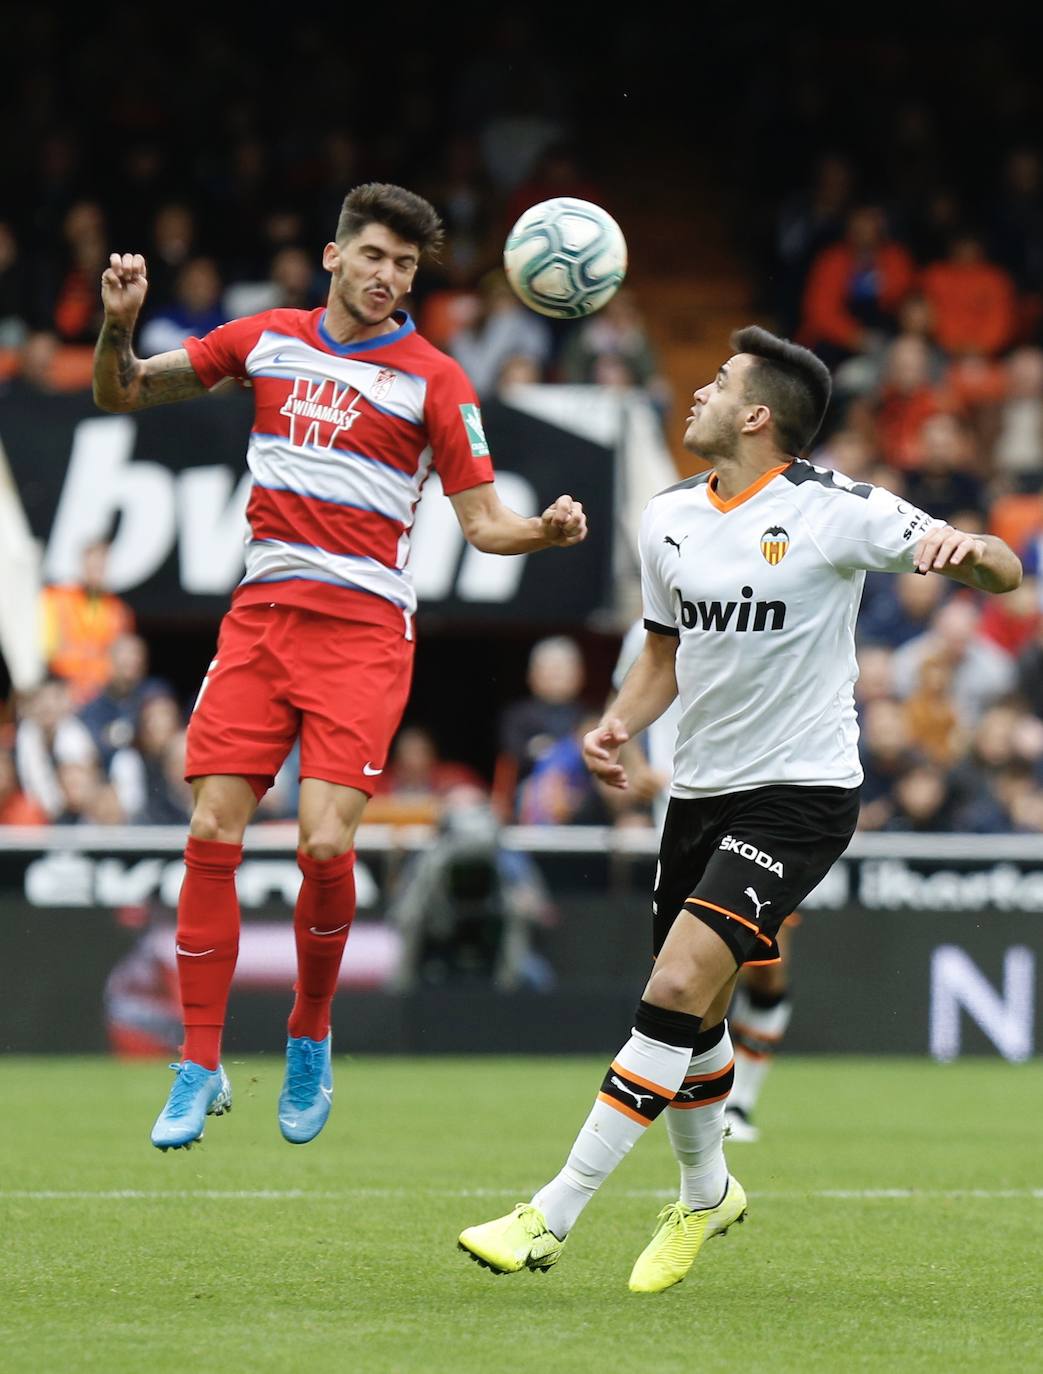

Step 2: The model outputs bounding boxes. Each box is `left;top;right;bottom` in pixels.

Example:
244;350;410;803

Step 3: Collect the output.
458;326;1021;1289
612;618;793;1143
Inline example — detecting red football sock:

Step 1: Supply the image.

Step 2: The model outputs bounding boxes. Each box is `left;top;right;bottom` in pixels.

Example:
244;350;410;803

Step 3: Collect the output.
176;836;243;1071
288;849;356;1041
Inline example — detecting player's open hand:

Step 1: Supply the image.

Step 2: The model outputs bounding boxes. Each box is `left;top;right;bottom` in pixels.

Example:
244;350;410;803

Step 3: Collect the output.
915;524;986;575
540;495;587;547
583;715;630;789
101;252;149;324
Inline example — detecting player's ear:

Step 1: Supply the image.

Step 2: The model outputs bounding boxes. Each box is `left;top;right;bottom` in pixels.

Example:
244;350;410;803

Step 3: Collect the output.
321;242;341;273
743;404;771;435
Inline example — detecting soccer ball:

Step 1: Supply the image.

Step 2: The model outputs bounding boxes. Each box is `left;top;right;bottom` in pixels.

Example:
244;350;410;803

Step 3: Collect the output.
503;197;628;319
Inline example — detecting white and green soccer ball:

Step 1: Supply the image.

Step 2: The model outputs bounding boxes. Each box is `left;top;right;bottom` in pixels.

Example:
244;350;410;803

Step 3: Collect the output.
503;197;628;319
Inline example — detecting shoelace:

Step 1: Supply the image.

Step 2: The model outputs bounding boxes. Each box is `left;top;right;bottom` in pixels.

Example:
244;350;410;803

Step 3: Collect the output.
162;1062;207;1119
285;1042;324;1108
654;1201;691;1233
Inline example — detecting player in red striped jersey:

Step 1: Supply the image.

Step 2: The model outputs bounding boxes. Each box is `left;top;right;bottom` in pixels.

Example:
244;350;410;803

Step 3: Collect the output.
93;183;587;1151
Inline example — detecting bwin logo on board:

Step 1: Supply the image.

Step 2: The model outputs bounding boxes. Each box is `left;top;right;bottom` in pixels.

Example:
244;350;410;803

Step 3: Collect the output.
675;586;786;632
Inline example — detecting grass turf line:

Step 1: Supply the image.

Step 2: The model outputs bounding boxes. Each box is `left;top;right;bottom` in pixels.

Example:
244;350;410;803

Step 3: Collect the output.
0;1056;1040;1374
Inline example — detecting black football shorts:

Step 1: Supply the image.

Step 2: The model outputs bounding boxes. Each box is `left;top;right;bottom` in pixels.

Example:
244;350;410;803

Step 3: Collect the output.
653;784;860;966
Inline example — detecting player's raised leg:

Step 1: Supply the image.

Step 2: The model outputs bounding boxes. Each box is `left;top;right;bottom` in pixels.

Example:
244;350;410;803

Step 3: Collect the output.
458;919;736;1275
278;778;367;1144
151;775;257;1150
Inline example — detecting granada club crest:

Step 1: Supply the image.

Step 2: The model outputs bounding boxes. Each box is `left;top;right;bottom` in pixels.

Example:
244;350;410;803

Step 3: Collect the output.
760;526;789;565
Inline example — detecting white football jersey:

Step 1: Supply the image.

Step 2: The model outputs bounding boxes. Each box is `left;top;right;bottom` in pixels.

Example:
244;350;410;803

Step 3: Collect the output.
639;459;942;798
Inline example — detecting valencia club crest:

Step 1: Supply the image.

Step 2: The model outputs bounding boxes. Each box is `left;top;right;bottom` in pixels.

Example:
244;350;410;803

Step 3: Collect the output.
760;526;789;565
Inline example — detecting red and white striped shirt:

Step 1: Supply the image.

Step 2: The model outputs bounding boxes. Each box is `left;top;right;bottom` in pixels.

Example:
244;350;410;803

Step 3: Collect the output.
184;307;495;635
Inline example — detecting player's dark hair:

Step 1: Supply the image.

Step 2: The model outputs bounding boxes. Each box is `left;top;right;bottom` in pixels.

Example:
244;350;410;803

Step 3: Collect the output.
730;325;832;455
336;183;444;259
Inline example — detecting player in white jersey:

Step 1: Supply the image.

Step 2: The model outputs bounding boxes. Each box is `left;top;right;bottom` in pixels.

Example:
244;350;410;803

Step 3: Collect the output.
611;618;793;1144
458;325;1021;1290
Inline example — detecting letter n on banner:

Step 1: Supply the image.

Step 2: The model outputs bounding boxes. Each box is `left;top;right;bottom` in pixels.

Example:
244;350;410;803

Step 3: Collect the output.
929;945;1035;1062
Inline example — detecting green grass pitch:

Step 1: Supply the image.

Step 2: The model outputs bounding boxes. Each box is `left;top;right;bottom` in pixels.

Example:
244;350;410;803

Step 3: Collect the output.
1;1056;1040;1374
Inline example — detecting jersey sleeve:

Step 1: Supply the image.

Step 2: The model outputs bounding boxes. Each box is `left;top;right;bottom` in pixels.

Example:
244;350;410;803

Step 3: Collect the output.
424;361;496;495
809;481;945;574
638;503;678;635
183;314;269;389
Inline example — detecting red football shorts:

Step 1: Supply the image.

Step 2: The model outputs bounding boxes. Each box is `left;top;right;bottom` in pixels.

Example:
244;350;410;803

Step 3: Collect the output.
185;602;414;798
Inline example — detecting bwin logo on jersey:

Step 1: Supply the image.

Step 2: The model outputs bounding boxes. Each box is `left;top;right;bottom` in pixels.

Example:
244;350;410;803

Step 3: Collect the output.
761;526;790;565
676;585;786;632
720;834;784;877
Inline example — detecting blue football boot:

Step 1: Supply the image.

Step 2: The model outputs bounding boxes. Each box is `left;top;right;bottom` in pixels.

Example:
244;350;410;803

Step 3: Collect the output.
278;1033;333;1144
151;1061;232;1151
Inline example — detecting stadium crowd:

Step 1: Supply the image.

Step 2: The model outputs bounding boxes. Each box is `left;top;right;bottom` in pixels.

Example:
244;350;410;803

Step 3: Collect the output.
0;20;1041;834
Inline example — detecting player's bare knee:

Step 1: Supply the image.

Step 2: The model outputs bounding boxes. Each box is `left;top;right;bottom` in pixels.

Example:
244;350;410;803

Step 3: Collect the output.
189;803;246;845
298;833;351;863
643;965;695;1012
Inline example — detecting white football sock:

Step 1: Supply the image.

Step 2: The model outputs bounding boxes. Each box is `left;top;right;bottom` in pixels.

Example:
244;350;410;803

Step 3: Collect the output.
730;991;792;1116
666;1022;734;1209
532;1028;693;1239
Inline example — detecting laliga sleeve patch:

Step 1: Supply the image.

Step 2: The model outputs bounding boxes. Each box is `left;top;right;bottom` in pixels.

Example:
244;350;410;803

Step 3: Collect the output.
459;402;490;457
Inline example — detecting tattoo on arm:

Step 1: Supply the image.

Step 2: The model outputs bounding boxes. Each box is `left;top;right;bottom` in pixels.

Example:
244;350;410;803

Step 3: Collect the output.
137;350;207;408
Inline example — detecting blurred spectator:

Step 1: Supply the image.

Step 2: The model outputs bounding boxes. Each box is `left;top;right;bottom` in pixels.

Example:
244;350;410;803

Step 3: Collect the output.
1016;617;1043;720
146;203;199;306
774;154;855;333
448;270;551;397
901;655;967;766
497;636;587;814
977;575;1040;657
41;540;135;706
559;291;670;409
883;762;957;831
503;142;603;227
15;678;96;820
799;205;915;366
857;696;920;831
368;725;486;824
903;414;985;524
139;258;226;357
993;347;1043;477
892;598;1017;722
80;634;168;768
0;221;31;347
224;245;324;319
920;232;1017;357
51;201;108;344
111;699;191;824
517;715;608;825
53;758;126;826
497;355;543;388
872;336;945;469
859;570;948;649
14;331;60;392
854;644;897;706
990;148;1043;293
0;745;48;826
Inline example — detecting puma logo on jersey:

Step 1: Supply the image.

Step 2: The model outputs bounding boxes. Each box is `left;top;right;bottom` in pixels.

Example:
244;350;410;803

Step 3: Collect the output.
744;887;771;919
720;835;784;876
676;586;786;632
664;534;688;556
610;1076;654;1110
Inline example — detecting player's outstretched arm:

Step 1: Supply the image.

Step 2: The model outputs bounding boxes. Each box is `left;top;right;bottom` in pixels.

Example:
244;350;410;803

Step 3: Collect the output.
450;484;587;555
93;252;207;413
915;526;1022;594
583;632;678;790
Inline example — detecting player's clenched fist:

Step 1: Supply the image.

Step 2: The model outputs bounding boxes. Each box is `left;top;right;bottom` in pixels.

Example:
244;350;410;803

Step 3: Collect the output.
582;715;630;789
101;252;149;324
539;495;587;547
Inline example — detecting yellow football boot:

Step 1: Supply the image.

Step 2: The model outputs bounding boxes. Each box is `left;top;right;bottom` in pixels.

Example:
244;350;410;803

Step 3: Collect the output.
628;1176;747;1293
458;1203;564;1274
